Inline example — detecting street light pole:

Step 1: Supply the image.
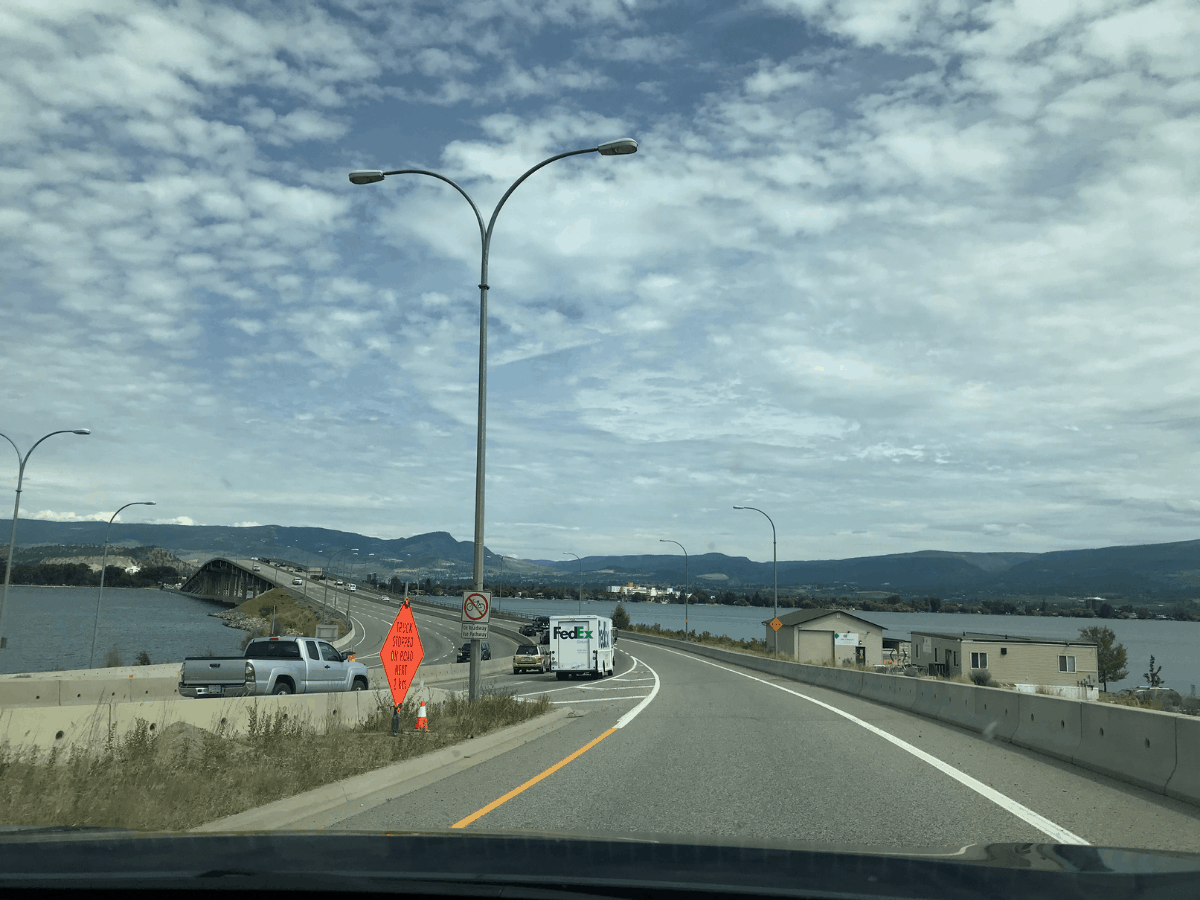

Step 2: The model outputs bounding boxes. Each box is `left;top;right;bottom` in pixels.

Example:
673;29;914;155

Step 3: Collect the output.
322;547;358;624
660;539;689;639
90;500;155;668
563;552;582;614
350;138;638;701
734;506;778;657
0;428;90;650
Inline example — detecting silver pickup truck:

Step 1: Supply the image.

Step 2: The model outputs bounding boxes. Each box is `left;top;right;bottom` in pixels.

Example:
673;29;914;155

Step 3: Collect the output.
178;636;370;698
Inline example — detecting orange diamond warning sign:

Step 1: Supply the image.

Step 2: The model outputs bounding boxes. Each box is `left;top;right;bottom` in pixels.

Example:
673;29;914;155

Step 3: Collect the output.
382;598;424;707
769;617;783;632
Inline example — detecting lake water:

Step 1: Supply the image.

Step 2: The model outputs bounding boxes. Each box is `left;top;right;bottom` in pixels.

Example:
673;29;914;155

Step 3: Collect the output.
480;595;1200;693
0;585;245;675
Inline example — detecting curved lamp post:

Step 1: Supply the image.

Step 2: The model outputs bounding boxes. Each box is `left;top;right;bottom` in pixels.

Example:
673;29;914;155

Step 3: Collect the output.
563;552;583;614
0;428;90;650
734;505;778;657
322;547;358;622
89;500;155;668
660;538;689;639
350;138;638;700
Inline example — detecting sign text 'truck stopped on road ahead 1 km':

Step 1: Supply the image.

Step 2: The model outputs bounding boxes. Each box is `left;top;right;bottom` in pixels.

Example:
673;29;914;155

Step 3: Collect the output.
382;598;424;707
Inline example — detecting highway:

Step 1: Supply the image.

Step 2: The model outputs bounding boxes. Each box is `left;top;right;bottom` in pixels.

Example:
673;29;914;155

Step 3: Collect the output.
243;558;520;680
329;639;1200;853
220;559;1200;850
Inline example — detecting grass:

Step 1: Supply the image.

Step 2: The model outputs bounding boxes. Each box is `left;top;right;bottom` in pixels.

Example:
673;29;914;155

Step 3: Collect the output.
234;588;347;641
627;623;779;658
0;691;551;832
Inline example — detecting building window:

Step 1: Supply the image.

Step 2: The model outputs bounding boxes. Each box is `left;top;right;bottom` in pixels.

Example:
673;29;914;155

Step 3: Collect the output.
934;648;938;662
971;652;988;669
1059;655;1076;673
953;651;958;667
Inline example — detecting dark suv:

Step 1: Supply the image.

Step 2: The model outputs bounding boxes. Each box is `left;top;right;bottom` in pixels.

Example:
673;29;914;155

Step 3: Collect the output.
456;641;491;663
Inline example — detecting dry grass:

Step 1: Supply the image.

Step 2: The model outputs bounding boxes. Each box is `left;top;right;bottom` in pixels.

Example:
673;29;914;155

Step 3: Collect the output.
0;691;550;832
234;588;348;640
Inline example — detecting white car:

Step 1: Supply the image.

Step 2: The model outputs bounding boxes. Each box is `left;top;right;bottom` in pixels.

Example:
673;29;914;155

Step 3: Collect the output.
348;583;357;592
292;577;303;586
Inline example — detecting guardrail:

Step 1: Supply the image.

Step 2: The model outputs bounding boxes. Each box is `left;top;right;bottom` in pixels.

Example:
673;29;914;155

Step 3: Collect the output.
621;631;1200;807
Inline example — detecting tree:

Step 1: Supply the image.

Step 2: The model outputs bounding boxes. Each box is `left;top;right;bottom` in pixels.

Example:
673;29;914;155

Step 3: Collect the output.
1078;625;1128;691
1144;655;1163;688
928;597;943;613
612;601;631;631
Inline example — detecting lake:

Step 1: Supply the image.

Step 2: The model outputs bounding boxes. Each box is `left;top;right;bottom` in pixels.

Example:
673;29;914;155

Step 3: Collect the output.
0;585;245;675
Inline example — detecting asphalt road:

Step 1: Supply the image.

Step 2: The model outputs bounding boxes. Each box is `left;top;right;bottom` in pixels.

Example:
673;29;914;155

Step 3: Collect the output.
331;638;1200;853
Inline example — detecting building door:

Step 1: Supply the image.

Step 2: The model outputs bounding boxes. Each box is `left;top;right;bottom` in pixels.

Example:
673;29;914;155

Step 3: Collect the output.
855;646;866;666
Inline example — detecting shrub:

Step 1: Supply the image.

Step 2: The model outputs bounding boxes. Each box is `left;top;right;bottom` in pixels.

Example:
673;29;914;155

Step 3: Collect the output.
135;651;152;666
104;647;124;668
968;668;994;686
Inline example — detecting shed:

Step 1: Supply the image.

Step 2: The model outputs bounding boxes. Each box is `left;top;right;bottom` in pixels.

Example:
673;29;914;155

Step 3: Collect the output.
763;609;885;666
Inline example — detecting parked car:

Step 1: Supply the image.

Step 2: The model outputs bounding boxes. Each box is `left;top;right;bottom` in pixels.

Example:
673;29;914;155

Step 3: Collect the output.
178;636;369;698
513;644;550;674
456;641;492;663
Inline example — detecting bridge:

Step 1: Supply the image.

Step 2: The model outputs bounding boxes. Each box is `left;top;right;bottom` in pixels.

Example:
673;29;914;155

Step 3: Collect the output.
178;557;278;604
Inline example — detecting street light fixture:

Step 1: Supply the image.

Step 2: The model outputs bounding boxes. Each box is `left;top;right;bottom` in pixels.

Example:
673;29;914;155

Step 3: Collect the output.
90;500;155;668
660;539;689;639
0;428;90;650
563;552;583;614
734;506;778;657
350;139;638;700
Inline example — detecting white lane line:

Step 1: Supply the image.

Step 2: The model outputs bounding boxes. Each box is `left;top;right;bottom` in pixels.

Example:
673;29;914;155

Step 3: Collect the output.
614;655;661;729
654;646;1087;845
550;695;651;704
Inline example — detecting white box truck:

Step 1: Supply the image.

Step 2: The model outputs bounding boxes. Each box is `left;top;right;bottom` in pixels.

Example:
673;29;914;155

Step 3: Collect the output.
548;615;615;680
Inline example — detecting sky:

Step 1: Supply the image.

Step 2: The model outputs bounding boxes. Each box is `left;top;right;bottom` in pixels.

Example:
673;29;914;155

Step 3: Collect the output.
1;0;1198;566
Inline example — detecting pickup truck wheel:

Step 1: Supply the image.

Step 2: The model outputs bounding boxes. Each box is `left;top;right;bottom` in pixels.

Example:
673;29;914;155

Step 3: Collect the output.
271;682;293;695
352;679;367;691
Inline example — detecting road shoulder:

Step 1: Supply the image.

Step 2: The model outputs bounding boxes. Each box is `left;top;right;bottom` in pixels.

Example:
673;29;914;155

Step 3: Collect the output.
190;707;581;833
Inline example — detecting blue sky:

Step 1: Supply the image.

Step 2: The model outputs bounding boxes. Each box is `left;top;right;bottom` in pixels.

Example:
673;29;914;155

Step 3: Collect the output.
2;0;1198;565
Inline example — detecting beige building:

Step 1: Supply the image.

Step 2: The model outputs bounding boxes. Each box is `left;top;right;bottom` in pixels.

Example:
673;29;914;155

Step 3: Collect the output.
912;631;1099;696
764;609;885;666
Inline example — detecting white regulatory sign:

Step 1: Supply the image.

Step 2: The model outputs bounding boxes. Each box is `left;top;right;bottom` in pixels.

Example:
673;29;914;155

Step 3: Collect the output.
461;622;490;640
834;632;859;646
461;591;491;624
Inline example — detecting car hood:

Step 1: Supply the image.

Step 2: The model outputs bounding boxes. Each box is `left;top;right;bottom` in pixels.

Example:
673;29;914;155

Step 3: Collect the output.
0;829;1197;899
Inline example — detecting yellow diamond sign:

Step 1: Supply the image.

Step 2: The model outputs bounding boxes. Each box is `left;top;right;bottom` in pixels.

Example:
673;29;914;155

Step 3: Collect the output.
769;617;783;632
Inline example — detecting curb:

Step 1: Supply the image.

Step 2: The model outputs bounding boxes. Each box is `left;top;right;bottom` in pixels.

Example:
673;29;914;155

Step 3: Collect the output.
190;706;581;833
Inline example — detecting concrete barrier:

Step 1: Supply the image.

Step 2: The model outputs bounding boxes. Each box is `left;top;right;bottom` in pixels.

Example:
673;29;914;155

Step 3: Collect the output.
1012;693;1083;762
0;680;59;706
0;703;112;756
1074;702;1178;793
858;671;895;706
910;679;943;720
1167;717;1200;804
934;682;984;732
974;686;1019;742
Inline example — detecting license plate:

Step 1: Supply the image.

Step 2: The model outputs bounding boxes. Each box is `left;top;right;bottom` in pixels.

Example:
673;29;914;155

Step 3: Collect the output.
207;685;223;696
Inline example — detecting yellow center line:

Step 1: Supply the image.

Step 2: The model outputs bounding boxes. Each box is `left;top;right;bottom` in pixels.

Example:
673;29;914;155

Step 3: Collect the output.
451;726;618;829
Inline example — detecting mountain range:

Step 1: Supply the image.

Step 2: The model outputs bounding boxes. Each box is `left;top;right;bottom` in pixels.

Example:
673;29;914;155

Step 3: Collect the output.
9;519;1200;599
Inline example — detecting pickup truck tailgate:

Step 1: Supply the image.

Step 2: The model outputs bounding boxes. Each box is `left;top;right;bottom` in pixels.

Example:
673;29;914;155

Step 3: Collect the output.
180;658;249;685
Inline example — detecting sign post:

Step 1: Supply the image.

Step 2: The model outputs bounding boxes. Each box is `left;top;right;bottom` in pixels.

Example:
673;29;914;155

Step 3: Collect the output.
382;598;425;710
461;591;491;700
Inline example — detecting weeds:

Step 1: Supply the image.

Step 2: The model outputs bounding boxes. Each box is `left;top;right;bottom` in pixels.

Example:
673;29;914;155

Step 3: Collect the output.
968;669;994;686
0;692;551;832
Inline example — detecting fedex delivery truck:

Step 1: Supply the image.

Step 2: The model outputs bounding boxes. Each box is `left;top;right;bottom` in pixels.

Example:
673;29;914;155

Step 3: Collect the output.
548;615;615;679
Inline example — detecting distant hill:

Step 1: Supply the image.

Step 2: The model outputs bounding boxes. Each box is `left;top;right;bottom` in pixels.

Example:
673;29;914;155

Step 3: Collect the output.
9;519;1200;599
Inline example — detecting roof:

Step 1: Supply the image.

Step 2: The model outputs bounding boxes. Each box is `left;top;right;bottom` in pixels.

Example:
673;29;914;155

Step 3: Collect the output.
763;608;883;630
912;630;1097;647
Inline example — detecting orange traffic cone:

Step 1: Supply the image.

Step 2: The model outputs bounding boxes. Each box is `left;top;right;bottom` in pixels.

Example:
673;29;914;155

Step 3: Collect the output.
415;700;429;731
